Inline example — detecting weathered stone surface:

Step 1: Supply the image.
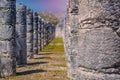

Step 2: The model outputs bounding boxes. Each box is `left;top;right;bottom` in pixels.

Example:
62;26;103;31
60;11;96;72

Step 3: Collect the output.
77;67;120;80
33;12;38;54
64;0;120;80
0;0;16;77
26;9;34;59
16;3;27;65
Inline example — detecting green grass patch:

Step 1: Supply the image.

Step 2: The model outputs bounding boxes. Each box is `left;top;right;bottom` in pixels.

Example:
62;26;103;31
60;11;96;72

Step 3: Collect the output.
51;38;64;44
41;38;65;52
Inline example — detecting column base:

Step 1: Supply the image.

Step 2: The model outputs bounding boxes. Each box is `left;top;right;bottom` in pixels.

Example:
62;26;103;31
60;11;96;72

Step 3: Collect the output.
75;67;120;80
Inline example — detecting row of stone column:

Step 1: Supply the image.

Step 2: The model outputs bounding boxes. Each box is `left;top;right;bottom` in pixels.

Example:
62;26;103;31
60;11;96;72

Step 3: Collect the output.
0;0;55;77
64;0;120;80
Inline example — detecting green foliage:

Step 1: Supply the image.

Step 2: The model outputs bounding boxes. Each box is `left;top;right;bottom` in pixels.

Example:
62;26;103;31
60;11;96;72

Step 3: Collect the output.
38;11;60;25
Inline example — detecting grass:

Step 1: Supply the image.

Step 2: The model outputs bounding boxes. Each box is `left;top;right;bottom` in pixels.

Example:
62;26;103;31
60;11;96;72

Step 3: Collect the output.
0;38;69;80
41;38;64;52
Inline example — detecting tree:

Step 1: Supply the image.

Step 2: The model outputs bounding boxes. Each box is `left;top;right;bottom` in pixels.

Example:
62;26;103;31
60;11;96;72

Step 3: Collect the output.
38;11;60;25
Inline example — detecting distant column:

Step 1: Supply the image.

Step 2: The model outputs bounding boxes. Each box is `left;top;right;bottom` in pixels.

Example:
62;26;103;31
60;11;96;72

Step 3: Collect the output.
38;17;42;51
16;3;27;65
44;22;47;46
26;9;34;59
0;0;16;77
47;22;52;44
41;19;44;49
50;24;53;42
52;24;56;40
33;12;38;54
46;22;50;44
43;21;46;47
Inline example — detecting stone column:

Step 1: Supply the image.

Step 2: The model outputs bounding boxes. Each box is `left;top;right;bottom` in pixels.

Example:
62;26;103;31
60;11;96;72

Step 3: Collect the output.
41;19;44;49
0;0;16;77
65;0;120;80
33;12;38;54
48;23;52;43
26;9;34;59
43;21;46;47
38;17;42;51
47;23;51;44
16;3;27;65
64;15;72;78
64;1;79;79
44;22;48;46
52;24;55;40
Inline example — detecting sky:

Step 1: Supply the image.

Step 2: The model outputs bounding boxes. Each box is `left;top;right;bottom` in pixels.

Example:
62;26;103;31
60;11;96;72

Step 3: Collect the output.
17;0;68;18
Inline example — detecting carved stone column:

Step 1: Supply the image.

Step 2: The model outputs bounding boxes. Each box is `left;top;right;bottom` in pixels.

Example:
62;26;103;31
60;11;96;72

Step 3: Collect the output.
16;3;27;65
43;21;46;47
41;19;44;49
65;0;120;80
33;12;38;54
44;22;48;46
38;17;42;51
26;9;34;59
0;0;16;77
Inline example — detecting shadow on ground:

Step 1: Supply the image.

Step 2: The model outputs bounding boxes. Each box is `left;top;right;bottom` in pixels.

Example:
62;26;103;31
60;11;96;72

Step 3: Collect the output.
34;56;51;59
27;62;49;66
38;53;53;55
16;69;47;76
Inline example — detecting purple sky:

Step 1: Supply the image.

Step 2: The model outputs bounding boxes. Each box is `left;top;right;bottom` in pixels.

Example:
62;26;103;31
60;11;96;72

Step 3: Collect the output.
17;0;68;17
